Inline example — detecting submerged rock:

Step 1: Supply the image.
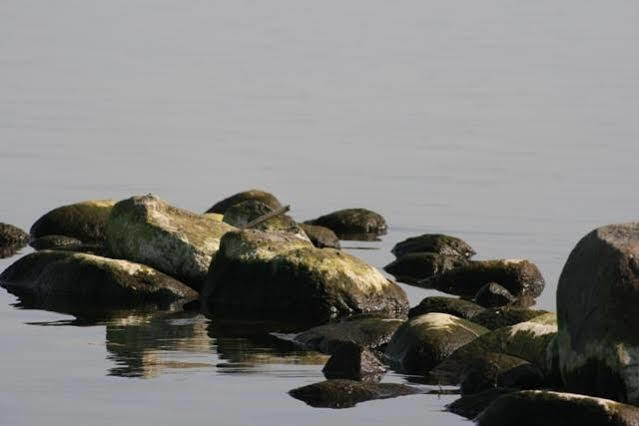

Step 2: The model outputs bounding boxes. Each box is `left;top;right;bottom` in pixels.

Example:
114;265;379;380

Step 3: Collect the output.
106;194;236;291
289;379;420;408
222;200;309;241
557;223;639;404
0;223;29;257
322;342;387;381
0;250;198;307
203;229;408;324
391;234;475;259
474;282;518;308
384;313;488;374
305;208;387;238
384;253;468;284
419;259;545;301
477;390;639;426
472;307;550;330
299;223;341;249
205;189;282;214
408;296;485;321
30;199;115;242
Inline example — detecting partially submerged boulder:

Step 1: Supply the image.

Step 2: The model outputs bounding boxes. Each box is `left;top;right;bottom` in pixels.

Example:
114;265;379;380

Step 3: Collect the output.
477;390;639;426
0;223;29;257
557;223;639;404
322;342;387;381
305;208;387;238
0;250;198;308
391;234;475;259
408;296;485;321
384;253;468;284
106;194;236;291
203;229;408;324
30;199;115;242
222;200;309;241
419;259;545;301
289;379;419;408
299;223;341;249
205;189;282;214
384;313;488;374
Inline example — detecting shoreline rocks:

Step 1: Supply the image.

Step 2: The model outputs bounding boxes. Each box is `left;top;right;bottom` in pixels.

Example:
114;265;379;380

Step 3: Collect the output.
205;189;282;214
0;223;30;258
30;199;115;243
299;223;341;249
391;234;475;259
305;208;387;239
384;252;468;284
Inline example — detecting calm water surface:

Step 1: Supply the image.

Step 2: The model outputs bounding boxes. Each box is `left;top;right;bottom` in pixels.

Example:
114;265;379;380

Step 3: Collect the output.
1;1;638;425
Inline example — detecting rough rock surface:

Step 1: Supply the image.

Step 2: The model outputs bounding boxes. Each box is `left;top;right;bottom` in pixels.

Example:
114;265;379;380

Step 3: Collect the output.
408;296;485;321
222;200;309;241
205;189;282;214
391;234;475;259
30;199;115;242
384;253;468;284
299;223;341;249
474;282;518;308
305;208;387;237
0;223;30;257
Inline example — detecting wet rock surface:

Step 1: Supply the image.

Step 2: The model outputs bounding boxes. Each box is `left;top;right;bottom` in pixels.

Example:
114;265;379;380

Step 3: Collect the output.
408;296;485;321
299;223;341;249
391;234;475;259
0;223;29;257
384;252;468;284
474;282;517;308
305;208;387;238
322;342;387;381
30;199;115;242
205;189;283;214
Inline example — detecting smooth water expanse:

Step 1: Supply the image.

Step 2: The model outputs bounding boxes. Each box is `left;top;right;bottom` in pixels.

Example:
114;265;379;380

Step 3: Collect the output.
1;1;638;425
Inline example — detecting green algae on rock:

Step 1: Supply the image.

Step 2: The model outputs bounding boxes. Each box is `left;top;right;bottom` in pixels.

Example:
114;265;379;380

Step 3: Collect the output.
391;233;475;259
384;312;488;374
0;250;198;307
408;296;485;321
299;223;341;249
305;208;387;237
106;194;236;291
222;200;309;241
384;252;468;284
205;188;283;214
203;229;408;325
30;199;115;242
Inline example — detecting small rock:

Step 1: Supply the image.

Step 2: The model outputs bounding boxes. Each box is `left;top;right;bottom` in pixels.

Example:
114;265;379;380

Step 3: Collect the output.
222;200;309;241
299;223;341;249
472;307;550;330
30;199;115;242
384;253;468;284
391;234;475;259
322;342;387;381
305;208;387;238
408;296;485;320
474;282;518;308
459;352;541;394
205;189;282;214
0;223;29;257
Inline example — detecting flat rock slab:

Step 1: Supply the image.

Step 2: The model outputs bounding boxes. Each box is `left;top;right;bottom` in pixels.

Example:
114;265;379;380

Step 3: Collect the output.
30;199;115;242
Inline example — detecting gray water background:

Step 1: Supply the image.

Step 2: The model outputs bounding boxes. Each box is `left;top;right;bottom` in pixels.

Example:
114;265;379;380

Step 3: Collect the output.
1;1;638;425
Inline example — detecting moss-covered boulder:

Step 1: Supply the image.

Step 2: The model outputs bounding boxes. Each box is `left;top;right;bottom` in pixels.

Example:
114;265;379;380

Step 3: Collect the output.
222;200;309;241
30;199;115;242
205;189;282;214
477;390;639;426
203;229;408;324
384;313;488;374
408;296;485;320
0;250;198;307
106;194;236;291
322;341;387;381
472;307;550;330
305;208;387;238
0;223;29;257
289;379;420;408
419;259;545;301
556;223;639;404
391;234;475;259
292;315;404;354
384;253;468;284
299;223;341;249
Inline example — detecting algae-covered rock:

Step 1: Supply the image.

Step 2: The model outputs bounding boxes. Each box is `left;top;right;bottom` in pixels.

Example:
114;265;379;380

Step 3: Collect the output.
477;390;639;426
384;313;488;374
419;259;545;300
205;189;282;214
0;223;29;257
391;234;475;259
106;194;236;291
408;296;485;320
0;250;198;307
203;213;224;222
222;200;309;241
557;223;639;405
305;208;387;238
474;282;517;308
472;307;550;330
384;253;468;284
459;352;542;394
289;379;420;408
322;342;387;381
203;229;408;324
30;199;115;242
293;315;405;354
299;223;341;249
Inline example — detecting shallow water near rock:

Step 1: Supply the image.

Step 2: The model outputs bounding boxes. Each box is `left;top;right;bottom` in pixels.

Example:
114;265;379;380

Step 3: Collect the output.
1;1;639;425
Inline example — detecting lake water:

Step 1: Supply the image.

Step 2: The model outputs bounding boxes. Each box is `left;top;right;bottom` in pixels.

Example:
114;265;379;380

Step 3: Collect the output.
1;1;638;425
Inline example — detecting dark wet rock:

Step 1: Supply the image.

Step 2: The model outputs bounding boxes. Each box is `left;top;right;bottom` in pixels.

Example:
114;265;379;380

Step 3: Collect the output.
293;315;404;354
474;282;518;308
496;362;545;390
222;200;309;241
419;259;545;300
289;379;420;408
299;223;341;249
305;208;387;238
203;229;408;324
30;199;115;242
384;253;468;284
391;234;475;259
384;313;488;374
0;250;198;308
0;222;29;258
472;307;550;330
459;352;541;394
477;390;639;426
447;388;513;420
106;194;236;291
322;342;387;381
408;296;485;320
205;189;282;214
29;234;107;256
557;223;639;404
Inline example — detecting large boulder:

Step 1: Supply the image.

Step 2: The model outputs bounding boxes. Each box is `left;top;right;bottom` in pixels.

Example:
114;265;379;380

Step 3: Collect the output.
408;296;485;320
222;200;309;241
203;229;408;324
0;250;198;308
205;189;282;214
299;223;341;249
0;223;29;257
384;313;488;374
30;199;115;242
384;253;468;284
557;223;639;404
305;208;387;238
106;195;236;291
391;234;475;259
419;259;545;301
477;390;639;426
